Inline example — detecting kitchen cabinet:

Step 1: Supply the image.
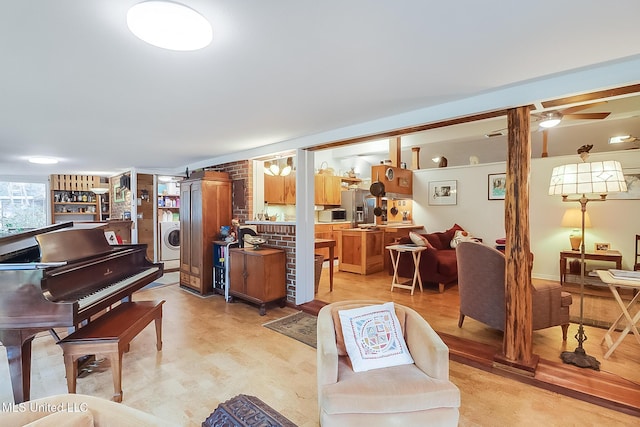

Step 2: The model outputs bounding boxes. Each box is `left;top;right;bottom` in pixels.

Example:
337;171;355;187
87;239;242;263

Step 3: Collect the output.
229;247;286;315
264;173;296;205
314;222;350;261
179;172;232;295
314;175;341;205
339;229;385;275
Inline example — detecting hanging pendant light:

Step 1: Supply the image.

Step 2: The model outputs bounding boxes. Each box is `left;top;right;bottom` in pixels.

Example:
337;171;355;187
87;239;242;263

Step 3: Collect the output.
264;161;275;176
280;157;293;177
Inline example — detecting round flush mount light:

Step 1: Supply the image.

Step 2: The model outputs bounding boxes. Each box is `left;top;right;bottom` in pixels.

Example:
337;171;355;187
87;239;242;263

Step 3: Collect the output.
28;157;59;165
127;1;213;51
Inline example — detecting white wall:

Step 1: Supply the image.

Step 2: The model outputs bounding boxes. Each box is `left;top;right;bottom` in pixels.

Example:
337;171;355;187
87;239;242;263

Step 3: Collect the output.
411;149;640;280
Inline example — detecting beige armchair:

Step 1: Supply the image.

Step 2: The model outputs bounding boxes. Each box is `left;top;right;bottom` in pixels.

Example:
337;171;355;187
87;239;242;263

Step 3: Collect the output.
455;241;572;340
0;393;179;427
317;300;460;427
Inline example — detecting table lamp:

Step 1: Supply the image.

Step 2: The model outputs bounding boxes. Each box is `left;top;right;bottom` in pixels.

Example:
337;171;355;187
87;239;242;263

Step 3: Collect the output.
561;208;591;251
549;155;627;370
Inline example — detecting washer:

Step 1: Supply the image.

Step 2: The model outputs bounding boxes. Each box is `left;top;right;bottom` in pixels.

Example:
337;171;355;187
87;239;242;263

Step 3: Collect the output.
159;221;180;261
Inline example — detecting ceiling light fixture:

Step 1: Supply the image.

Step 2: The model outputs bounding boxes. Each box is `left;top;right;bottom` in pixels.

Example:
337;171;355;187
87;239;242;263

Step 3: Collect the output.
539;111;562;128
127;1;213;51
608;135;638;144
263;157;293;177
28;157;58;165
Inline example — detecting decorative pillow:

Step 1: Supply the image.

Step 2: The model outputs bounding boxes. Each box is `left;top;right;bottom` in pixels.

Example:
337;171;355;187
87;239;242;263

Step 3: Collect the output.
450;229;479;248
338;302;414;372
409;231;433;248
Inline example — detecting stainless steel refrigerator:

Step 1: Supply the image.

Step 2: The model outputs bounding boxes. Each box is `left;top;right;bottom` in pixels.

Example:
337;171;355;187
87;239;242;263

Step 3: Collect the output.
341;189;373;226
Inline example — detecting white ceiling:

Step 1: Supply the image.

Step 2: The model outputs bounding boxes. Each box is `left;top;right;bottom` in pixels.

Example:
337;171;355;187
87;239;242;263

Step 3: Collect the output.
1;1;640;178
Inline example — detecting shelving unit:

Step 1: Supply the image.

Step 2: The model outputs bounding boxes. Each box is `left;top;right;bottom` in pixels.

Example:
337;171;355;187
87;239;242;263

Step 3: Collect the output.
213;240;238;298
50;175;106;223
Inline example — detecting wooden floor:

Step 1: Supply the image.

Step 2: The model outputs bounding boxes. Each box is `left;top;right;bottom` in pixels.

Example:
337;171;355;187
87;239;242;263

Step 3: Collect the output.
1;269;639;426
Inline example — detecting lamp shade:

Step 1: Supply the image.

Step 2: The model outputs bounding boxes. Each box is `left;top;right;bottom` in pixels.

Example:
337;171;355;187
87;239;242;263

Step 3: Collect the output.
561;208;591;228
548;160;627;196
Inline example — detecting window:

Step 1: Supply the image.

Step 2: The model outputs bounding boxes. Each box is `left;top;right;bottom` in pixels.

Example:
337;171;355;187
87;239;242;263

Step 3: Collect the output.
0;181;47;236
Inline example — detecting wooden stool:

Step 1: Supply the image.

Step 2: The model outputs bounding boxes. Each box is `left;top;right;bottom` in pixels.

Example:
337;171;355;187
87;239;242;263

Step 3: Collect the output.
57;300;165;402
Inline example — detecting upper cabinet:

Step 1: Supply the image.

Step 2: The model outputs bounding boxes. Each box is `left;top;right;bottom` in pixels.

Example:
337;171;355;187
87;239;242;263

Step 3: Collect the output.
371;165;412;196
264;173;296;205
314;174;341;205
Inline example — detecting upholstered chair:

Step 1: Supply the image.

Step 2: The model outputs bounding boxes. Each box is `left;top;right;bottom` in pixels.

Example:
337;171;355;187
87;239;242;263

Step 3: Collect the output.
317;300;460;427
0;393;178;427
455;241;572;340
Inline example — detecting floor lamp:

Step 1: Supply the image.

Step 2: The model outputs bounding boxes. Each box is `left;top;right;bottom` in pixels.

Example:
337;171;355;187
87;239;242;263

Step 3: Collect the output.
548;156;627;370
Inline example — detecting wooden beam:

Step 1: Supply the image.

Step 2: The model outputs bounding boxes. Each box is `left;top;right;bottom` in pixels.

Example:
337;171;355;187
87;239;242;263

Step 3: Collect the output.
499;106;536;368
389;137;401;167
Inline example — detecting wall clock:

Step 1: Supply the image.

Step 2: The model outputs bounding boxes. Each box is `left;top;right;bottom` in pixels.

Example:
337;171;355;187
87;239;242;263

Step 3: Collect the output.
385;167;394;181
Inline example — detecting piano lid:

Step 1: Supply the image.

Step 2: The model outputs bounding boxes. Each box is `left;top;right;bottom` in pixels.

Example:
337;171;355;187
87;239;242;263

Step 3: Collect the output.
36;227;114;263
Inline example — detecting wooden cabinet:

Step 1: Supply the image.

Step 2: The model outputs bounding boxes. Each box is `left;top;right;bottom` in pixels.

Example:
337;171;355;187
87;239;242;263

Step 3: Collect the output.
229;247;286;315
314;222;350;261
264;173;296;205
339;229;384;275
179;172;232;295
314;175;341;205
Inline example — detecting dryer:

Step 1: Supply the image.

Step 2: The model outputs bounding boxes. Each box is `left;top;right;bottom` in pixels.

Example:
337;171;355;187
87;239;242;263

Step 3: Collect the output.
159;221;180;261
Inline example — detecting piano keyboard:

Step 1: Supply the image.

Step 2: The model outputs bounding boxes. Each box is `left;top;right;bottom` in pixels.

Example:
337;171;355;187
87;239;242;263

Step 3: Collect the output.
78;267;160;310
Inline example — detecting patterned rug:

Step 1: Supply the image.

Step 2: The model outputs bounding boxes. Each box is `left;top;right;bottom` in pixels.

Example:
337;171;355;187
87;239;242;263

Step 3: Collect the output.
263;311;317;349
202;394;297;427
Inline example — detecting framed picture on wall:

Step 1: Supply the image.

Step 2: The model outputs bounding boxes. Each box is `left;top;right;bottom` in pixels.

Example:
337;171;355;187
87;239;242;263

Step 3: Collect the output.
428;180;457;205
594;242;611;253
606;168;640;200
488;173;506;200
114;183;125;202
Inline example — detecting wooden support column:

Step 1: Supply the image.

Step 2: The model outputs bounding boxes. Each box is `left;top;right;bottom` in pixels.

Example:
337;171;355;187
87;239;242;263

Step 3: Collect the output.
411;147;420;170
389;137;401;167
494;106;538;374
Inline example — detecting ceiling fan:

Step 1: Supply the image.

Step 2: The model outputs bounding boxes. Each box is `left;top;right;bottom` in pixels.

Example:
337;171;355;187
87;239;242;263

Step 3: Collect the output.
534;102;611;157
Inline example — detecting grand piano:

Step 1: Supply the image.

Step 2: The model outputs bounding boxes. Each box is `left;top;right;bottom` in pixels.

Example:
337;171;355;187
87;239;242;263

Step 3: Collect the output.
0;222;163;403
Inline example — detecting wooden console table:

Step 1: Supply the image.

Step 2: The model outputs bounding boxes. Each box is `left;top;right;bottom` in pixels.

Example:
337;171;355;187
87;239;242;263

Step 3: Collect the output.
559;250;622;286
314;238;335;291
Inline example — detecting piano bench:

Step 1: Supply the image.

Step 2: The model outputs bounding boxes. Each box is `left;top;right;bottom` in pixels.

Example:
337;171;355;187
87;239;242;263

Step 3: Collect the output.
57;300;165;403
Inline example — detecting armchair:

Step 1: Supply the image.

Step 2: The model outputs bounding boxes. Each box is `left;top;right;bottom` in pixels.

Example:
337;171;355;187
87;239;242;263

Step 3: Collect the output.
317;300;460;427
455;241;572;340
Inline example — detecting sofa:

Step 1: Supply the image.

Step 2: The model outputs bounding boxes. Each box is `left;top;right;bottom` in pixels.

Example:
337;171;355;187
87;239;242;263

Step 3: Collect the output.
392;224;471;293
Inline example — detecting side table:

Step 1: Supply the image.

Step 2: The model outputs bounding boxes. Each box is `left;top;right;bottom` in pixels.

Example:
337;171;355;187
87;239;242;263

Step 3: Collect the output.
595;270;640;359
559;250;622;286
386;244;427;296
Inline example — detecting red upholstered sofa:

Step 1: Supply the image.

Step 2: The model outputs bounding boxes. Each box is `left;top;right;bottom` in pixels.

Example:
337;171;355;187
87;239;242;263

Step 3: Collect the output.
392;224;468;293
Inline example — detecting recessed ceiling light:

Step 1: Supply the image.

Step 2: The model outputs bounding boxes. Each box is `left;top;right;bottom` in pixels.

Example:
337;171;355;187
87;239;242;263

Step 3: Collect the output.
608;135;637;144
28;157;58;164
127;1;213;51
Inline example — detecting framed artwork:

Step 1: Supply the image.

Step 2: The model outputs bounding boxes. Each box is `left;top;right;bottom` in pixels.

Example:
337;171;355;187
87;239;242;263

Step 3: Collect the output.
114;183;125;202
594;242;611;253
429;180;457;205
606;168;640;200
488;173;506;200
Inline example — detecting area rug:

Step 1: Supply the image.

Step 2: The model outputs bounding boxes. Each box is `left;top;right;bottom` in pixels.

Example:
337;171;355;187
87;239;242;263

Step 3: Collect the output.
263;311;317;349
202;394;297;427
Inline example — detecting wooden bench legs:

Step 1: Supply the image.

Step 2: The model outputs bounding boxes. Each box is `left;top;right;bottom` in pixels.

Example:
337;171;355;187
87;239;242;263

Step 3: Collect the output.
58;300;164;402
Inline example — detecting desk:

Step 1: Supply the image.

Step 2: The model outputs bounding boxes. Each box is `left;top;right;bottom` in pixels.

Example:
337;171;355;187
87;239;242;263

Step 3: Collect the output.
386;244;427;296
596;270;640;359
560;250;622;286
315;239;336;291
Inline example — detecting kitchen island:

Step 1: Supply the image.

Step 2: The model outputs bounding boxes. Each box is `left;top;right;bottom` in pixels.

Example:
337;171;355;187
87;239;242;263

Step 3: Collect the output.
338;228;385;275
